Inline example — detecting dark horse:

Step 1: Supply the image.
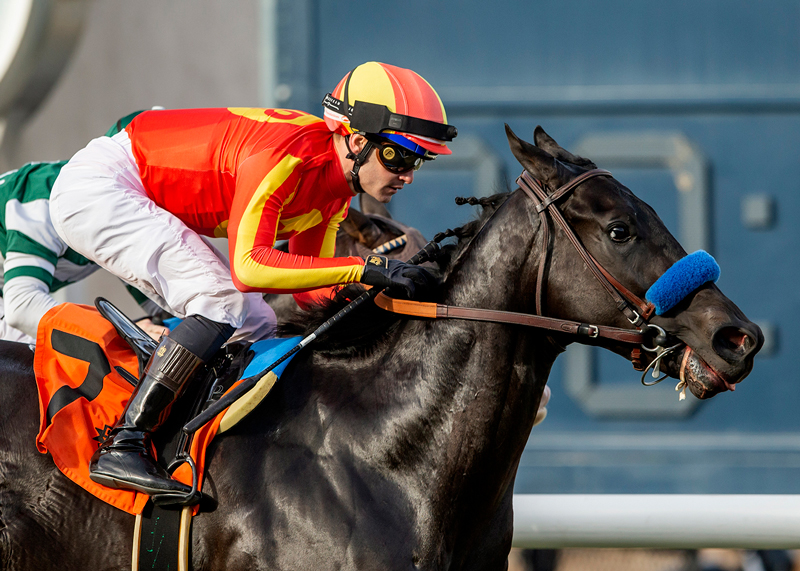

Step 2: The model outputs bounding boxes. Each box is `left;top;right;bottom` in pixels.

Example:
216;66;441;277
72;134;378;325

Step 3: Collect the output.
0;127;762;570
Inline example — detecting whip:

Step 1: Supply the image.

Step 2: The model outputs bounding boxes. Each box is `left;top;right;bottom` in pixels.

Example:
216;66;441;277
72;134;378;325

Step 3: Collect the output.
183;240;440;435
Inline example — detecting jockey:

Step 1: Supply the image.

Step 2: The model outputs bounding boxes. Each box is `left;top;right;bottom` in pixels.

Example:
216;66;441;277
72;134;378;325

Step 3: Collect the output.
0;111;168;345
49;62;457;500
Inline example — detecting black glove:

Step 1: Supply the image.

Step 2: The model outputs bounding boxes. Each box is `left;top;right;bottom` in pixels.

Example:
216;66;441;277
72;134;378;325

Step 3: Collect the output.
360;255;436;300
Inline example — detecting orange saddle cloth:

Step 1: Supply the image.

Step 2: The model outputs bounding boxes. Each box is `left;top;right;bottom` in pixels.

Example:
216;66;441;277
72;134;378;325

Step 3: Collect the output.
34;303;224;515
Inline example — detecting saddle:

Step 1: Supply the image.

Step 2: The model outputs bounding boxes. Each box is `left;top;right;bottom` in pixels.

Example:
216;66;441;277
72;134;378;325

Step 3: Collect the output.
33;300;304;569
34;299;301;515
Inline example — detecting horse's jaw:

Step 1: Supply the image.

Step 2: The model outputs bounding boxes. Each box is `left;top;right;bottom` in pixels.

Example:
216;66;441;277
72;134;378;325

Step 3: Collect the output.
635;331;760;400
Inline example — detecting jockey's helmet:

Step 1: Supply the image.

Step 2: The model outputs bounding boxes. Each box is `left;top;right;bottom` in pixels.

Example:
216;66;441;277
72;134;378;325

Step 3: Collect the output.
322;62;457;158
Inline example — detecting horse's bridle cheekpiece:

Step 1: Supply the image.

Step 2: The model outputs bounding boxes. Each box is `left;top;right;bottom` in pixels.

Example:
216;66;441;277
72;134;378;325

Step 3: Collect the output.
375;167;721;387
516;169;720;381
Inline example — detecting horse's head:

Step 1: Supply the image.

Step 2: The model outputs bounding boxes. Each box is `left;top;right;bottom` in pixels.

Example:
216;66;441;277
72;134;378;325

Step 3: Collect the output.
336;194;428;258
506;125;763;399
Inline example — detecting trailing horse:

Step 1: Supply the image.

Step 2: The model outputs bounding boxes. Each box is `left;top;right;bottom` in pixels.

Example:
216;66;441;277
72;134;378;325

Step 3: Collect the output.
0;126;762;570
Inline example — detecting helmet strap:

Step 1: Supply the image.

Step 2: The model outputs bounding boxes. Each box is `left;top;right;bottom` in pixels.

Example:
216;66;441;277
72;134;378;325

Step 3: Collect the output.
345;134;374;194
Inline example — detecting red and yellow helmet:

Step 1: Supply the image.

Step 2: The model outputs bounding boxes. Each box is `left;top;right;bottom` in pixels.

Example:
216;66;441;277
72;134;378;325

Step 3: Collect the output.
323;62;457;156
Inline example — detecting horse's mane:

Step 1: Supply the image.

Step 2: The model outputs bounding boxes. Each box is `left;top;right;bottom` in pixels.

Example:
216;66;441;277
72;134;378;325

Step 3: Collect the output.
430;192;512;273
278;191;512;352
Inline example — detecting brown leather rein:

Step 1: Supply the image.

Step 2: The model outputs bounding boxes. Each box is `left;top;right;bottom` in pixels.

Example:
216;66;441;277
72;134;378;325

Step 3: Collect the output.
373;293;645;345
373;168;665;368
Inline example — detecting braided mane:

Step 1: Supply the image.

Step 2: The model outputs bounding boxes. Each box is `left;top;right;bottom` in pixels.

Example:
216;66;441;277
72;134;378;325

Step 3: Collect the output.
278;191;512;349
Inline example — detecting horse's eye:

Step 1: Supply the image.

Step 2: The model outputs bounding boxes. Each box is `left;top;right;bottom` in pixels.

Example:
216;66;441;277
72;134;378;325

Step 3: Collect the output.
608;224;631;242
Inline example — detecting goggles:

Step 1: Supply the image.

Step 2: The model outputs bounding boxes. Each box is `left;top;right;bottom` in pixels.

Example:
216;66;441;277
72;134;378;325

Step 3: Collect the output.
368;136;427;174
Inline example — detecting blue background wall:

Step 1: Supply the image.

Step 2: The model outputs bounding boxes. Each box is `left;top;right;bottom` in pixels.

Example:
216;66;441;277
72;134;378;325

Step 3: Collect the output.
276;0;800;494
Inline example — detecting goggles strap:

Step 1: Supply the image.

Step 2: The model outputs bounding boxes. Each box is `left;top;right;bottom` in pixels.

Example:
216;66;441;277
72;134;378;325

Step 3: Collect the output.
345;135;374;194
322;93;457;142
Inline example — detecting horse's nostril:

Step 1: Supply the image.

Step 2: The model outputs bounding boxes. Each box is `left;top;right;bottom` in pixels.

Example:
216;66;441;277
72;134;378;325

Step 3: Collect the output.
713;326;756;362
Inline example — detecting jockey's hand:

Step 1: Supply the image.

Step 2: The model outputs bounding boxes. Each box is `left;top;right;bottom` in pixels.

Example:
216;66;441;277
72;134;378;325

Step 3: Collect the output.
361;255;436;300
135;318;169;341
533;385;550;427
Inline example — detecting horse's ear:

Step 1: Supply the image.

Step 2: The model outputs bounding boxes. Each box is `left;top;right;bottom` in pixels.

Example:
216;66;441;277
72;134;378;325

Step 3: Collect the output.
533;126;566;156
359;193;392;219
505;124;558;185
533;125;597;169
341;208;383;248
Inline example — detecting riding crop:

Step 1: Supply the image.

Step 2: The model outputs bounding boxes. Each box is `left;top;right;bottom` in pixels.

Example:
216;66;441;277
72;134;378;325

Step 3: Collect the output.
182;240;441;435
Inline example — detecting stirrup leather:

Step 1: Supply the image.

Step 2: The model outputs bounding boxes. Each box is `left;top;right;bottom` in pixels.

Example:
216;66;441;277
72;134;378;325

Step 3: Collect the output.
95;297;157;379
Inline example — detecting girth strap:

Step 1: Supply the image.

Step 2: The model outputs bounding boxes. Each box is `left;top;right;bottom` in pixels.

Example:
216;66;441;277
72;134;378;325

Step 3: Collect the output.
374;292;646;345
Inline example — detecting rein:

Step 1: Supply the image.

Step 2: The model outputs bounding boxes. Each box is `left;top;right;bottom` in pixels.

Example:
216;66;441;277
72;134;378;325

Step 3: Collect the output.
373;292;645;345
372;234;408;255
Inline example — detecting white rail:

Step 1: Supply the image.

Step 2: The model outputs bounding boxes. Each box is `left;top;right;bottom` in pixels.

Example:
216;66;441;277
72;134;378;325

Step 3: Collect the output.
512;494;800;549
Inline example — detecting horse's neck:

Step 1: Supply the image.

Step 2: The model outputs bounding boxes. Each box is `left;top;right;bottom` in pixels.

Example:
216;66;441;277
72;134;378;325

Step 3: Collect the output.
444;192;538;309
394;192;554;523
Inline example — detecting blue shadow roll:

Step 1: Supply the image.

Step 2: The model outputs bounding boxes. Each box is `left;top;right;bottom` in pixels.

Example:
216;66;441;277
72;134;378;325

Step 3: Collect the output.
645;250;720;315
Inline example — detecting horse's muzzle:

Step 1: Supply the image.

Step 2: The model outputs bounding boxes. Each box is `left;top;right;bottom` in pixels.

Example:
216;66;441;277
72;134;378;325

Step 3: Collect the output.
679;321;762;399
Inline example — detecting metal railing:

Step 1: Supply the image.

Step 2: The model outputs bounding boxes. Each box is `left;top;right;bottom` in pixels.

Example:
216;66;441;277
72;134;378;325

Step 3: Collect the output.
512;494;800;549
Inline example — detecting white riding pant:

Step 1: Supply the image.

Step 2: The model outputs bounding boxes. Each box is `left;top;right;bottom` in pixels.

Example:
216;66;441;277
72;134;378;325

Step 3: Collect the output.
0;298;35;344
49;131;275;344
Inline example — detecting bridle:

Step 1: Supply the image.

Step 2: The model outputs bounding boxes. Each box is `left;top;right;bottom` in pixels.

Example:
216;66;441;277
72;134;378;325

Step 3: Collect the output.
375;167;683;378
517;169;685;379
517;169;654;327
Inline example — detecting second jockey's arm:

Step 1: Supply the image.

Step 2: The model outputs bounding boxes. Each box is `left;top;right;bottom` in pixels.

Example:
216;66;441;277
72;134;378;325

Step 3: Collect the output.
3;274;58;339
2;196;67;338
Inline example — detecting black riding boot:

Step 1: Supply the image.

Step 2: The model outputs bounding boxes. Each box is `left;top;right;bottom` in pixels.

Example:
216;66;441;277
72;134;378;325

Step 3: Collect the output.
89;315;234;496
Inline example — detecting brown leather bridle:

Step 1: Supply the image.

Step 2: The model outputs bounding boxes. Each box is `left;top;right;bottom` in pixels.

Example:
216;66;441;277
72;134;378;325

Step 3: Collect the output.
517;169;656;328
374;168;676;372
